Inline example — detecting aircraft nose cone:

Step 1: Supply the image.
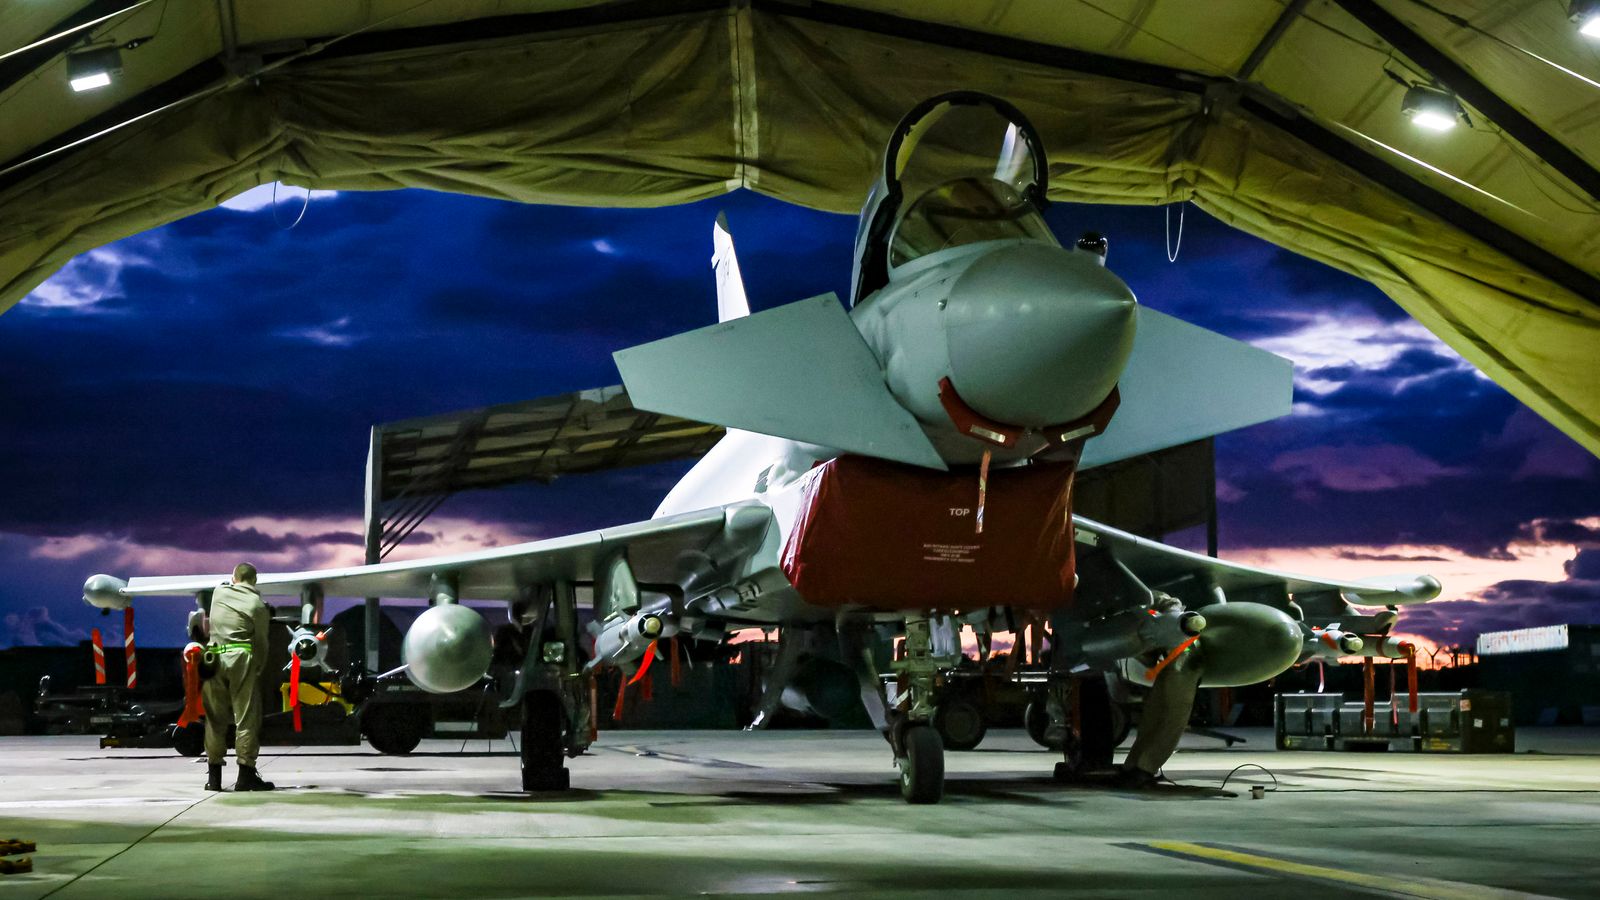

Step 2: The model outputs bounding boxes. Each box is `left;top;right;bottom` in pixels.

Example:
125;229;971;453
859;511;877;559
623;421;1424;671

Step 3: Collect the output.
943;243;1137;427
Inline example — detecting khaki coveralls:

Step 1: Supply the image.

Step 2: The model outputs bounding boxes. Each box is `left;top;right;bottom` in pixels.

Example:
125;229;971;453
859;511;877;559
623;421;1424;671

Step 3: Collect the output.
202;581;270;766
1122;646;1203;776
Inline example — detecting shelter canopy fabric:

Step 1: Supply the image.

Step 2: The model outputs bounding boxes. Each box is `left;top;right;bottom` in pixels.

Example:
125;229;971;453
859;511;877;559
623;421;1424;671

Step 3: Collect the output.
1;1;1597;454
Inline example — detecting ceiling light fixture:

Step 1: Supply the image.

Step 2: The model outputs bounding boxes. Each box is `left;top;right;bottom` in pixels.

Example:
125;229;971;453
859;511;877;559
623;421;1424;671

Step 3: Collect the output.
66;45;122;92
1573;1;1600;38
1401;84;1464;132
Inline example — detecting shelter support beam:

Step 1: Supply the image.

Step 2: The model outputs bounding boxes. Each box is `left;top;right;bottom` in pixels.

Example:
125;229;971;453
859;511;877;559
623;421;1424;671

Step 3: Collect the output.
1330;0;1600;207
1236;93;1600;305
1236;0;1308;80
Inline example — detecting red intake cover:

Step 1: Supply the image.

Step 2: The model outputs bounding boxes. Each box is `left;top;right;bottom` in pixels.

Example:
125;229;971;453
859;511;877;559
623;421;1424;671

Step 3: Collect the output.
781;456;1078;611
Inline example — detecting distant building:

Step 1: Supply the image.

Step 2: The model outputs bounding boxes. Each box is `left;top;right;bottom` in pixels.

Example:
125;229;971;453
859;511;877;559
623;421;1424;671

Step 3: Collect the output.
1475;625;1600;725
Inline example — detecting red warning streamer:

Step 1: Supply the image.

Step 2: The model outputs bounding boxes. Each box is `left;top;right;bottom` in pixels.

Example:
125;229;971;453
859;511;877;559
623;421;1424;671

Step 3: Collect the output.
975;449;991;535
628;641;658;686
1404;642;1419;714
289;653;303;733
587;673;599;744
177;645;204;728
122;607;138;690
91;628;106;685
1362;658;1376;735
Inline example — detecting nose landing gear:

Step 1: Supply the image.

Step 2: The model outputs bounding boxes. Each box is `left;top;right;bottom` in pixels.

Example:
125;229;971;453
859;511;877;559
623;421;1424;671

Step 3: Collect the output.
896;724;945;804
886;615;959;803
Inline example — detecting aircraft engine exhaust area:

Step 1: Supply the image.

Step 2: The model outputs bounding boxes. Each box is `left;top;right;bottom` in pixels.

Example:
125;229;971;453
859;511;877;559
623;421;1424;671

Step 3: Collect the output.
4;2;1600;898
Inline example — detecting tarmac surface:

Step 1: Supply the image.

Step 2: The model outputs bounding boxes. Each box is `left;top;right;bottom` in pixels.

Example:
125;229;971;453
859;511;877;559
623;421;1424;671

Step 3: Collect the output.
1;728;1598;898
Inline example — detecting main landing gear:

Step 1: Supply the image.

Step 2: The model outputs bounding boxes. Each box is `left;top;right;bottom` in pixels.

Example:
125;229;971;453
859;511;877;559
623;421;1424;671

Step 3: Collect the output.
506;580;591;793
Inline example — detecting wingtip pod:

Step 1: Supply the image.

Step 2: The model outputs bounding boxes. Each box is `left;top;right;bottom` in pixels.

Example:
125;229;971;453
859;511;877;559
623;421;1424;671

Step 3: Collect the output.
1343;574;1443;607
83;574;130;610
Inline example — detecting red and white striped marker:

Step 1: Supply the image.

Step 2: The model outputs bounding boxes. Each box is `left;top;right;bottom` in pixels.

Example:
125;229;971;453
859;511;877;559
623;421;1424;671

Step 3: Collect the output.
122;607;138;690
91;628;106;685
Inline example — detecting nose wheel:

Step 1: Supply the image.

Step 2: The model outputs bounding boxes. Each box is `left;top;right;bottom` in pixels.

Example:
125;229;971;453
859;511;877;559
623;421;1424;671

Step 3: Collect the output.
897;725;944;804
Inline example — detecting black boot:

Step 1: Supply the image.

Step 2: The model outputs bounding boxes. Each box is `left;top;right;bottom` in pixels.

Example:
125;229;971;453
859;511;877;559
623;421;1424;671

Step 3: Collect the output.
205;763;223;792
235;765;275;792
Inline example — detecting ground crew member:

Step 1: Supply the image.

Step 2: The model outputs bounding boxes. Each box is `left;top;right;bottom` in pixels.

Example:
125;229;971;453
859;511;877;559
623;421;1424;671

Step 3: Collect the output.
202;562;275;792
1115;645;1203;789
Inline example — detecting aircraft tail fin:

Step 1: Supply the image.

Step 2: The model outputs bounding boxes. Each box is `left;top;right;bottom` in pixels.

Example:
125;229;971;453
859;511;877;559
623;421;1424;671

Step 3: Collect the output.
615;294;946;469
1080;307;1294;469
712;212;750;322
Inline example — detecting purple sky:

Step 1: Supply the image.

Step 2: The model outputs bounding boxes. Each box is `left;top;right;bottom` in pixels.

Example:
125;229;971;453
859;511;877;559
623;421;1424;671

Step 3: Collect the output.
2;186;1596;652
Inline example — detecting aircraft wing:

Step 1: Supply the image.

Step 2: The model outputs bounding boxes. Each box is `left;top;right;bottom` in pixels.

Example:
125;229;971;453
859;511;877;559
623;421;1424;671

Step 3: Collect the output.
1072;515;1441;607
113;507;736;603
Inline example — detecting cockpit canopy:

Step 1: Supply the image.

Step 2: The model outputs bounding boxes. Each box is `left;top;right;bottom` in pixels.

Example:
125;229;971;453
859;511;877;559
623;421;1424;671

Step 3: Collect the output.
851;92;1053;304
888;177;1056;269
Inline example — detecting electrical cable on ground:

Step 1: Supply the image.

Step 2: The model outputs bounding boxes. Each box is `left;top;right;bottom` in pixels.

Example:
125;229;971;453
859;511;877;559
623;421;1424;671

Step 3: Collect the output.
1219;762;1279;793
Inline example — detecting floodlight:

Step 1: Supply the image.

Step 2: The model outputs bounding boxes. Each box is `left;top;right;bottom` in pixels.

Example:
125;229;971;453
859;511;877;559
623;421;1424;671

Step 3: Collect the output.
1574;1;1600;38
1401;84;1462;132
66;46;121;92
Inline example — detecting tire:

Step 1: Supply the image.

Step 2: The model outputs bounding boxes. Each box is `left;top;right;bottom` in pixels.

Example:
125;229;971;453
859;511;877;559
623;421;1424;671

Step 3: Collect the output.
364;703;427;755
521;690;570;792
172;722;205;757
898;725;945;804
1024;698;1062;750
934;698;987;751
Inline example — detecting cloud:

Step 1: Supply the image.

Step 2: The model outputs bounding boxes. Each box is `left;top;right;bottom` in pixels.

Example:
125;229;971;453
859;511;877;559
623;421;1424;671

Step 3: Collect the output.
1565;548;1600;580
21;513;538;596
1;606;86;649
275;315;363;347
219;182;340;213
1336;551;1450;562
1230;538;1572;603
1495;407;1598;482
19;245;152;314
1252;314;1480;399
1269;443;1466;492
1521;517;1600;546
1234;520;1600;646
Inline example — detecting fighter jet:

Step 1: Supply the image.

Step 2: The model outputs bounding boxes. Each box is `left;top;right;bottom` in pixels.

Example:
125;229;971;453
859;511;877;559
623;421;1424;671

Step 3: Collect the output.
83;92;1440;803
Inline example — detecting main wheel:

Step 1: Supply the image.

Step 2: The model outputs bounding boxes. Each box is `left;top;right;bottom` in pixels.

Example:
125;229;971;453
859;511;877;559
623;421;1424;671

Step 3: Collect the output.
521;690;570;791
364;703;428;755
897;725;944;804
172;722;205;757
1024;698;1064;751
934;698;987;751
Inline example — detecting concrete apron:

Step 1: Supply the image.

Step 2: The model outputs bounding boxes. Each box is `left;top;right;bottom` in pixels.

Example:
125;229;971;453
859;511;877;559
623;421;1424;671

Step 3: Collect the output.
1;728;1598;898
